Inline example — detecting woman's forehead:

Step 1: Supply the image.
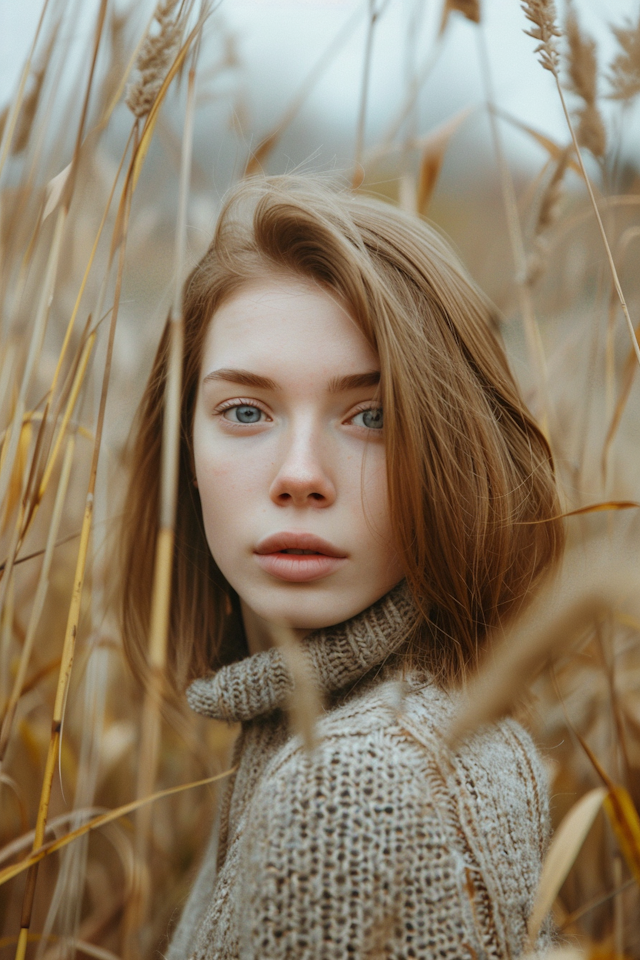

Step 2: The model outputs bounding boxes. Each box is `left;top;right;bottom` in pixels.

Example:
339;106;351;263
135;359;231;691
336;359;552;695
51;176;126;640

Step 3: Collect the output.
200;276;379;379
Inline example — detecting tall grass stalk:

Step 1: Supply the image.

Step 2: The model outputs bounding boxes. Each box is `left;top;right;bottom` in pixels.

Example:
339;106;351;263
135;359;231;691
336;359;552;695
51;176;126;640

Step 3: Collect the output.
520;0;640;370
0;435;75;772
0;207;67;538
476;25;550;425
124;42;199;953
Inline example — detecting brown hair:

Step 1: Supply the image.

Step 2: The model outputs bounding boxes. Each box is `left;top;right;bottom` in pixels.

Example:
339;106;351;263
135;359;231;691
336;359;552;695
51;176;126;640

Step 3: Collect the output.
120;175;564;690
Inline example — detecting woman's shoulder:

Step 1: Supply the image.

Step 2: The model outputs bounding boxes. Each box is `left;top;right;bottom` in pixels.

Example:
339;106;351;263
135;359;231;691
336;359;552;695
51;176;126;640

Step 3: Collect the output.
260;673;549;826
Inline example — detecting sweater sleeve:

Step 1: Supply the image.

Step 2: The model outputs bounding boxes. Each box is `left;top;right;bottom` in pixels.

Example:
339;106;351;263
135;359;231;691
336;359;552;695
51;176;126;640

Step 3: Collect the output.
235;724;499;960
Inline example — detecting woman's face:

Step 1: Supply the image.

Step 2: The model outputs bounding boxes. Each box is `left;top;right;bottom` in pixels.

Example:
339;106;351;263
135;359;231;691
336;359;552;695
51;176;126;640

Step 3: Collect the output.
192;274;404;642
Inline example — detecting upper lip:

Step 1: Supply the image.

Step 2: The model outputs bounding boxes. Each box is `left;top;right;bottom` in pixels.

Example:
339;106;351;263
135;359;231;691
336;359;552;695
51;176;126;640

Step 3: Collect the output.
254;532;347;558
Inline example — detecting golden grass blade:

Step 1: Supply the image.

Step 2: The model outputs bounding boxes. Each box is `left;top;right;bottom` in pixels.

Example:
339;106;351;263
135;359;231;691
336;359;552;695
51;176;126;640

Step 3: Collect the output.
124;43;200;948
0;436;74;769
526;787;607;944
0;808;107;868
603;787;640;888
416;108;472;215
0;768;236;889
521;501;640;524
37;333;94;503
0;935;119;960
0;205;66;532
1;419;32;534
574;735;640;890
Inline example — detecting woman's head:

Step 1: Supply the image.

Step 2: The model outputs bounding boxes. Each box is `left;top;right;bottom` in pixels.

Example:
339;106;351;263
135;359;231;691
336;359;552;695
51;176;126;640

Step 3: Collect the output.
121;175;564;689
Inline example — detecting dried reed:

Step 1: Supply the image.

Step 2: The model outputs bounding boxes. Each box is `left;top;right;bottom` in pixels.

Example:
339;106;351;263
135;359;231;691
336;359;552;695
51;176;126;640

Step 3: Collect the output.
521;0;640;373
565;2;606;159
123;20;201;950
609;12;640;103
125;0;185;121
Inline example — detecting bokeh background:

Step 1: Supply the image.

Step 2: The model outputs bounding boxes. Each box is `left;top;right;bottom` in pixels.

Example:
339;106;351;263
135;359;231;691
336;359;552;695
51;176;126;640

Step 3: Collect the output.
2;0;640;957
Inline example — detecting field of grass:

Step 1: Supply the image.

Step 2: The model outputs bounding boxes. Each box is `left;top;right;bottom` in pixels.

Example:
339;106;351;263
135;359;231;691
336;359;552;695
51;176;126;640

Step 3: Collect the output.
1;0;640;956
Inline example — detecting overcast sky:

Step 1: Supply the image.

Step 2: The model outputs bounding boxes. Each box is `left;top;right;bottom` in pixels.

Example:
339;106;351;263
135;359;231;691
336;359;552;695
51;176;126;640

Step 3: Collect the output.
2;0;638;177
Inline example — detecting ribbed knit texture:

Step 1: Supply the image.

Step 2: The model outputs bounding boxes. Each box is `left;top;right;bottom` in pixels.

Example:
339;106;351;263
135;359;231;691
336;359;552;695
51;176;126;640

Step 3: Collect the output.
167;583;550;960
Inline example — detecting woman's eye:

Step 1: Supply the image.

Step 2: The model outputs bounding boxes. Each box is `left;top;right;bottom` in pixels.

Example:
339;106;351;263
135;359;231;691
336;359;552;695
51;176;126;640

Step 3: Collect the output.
351;408;383;430
223;404;267;424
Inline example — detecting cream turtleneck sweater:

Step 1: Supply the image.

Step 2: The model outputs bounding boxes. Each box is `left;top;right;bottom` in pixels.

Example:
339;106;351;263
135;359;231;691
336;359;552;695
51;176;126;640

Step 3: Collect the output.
167;583;550;960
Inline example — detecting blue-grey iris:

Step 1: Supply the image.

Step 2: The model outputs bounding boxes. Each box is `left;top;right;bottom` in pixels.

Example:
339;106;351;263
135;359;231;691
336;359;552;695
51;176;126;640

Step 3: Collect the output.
236;405;261;423
363;408;383;429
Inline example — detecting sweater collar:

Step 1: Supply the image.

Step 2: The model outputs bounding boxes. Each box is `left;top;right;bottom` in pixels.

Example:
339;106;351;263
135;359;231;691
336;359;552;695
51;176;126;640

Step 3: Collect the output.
186;580;416;723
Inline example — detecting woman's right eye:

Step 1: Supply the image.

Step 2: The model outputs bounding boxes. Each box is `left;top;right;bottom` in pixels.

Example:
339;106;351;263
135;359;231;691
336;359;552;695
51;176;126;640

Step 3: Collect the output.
222;404;268;424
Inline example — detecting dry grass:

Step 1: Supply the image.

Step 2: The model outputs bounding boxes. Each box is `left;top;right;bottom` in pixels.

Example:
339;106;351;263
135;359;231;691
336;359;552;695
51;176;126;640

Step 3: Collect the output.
1;0;640;957
565;1;606;158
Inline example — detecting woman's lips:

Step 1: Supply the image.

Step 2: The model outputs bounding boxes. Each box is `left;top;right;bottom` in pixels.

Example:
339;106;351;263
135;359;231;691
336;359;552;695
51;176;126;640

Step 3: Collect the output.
254;532;347;583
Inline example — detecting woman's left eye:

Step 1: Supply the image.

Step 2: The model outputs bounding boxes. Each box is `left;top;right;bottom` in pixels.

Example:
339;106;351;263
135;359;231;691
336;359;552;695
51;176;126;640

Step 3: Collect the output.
222;404;268;424
351;408;383;430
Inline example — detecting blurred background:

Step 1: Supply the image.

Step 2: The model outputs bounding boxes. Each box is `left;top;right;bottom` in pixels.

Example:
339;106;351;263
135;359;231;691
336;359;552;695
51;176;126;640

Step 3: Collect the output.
2;0;640;957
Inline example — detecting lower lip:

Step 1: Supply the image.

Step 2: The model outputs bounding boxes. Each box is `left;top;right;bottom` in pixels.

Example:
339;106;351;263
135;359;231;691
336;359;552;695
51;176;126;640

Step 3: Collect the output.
254;552;346;583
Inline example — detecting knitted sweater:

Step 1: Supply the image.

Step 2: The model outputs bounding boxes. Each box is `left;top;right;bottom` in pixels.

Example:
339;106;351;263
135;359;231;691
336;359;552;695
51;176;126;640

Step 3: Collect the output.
167;582;550;960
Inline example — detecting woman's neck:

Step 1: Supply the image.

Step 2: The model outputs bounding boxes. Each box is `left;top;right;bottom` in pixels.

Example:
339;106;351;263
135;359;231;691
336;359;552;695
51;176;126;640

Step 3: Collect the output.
240;599;309;655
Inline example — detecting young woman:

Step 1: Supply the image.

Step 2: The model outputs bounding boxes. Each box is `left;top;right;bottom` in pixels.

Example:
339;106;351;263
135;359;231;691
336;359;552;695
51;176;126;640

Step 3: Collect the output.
121;175;564;959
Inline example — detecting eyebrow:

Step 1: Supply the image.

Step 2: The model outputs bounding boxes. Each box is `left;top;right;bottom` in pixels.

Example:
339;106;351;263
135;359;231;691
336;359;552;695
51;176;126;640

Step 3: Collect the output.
202;368;278;390
202;368;381;393
327;371;380;393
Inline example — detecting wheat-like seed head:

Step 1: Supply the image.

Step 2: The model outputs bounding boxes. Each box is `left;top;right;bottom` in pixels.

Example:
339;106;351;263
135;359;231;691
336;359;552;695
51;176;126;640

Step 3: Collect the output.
565;3;606;158
125;0;184;120
608;13;640;102
520;0;561;75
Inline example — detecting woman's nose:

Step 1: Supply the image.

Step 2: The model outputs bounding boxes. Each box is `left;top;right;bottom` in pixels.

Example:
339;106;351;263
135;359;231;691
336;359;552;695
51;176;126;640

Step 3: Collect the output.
269;426;336;507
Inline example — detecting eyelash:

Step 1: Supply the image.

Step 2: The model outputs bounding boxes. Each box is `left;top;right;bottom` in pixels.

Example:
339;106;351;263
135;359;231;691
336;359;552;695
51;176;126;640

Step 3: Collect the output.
214;400;383;429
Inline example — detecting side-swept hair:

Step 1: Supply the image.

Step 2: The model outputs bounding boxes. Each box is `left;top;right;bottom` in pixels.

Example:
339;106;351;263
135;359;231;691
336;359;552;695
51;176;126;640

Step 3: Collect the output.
120;175;564;689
